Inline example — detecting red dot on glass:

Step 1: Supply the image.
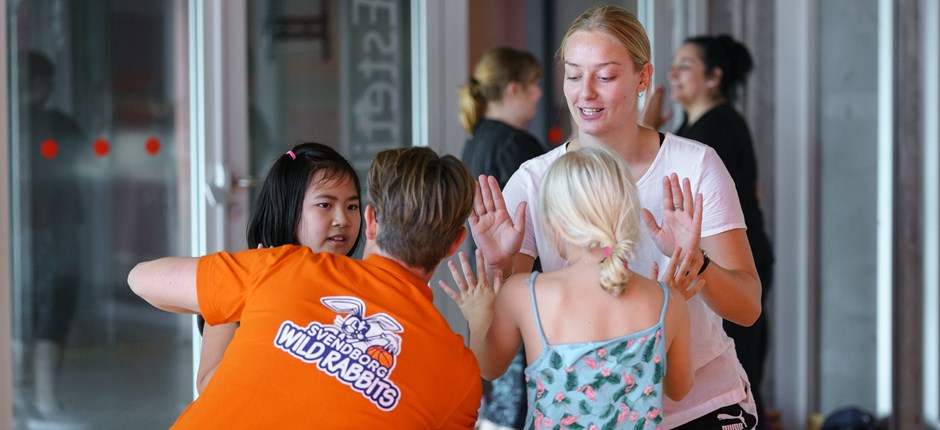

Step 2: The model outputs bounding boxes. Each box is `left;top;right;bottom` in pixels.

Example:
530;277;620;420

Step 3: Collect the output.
40;139;59;159
93;138;110;157
145;136;161;156
547;126;564;145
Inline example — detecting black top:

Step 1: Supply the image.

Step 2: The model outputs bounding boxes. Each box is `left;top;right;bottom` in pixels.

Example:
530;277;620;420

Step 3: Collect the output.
677;103;774;271
461;118;545;189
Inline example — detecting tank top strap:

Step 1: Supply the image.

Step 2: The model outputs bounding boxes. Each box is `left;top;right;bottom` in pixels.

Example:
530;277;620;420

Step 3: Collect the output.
656;281;670;326
528;271;549;348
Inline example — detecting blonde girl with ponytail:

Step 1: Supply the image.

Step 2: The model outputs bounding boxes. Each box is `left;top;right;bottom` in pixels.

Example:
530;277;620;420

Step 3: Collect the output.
442;147;699;429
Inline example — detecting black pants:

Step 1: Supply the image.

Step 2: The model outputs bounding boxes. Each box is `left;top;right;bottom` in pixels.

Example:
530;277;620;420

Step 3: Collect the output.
673;404;758;430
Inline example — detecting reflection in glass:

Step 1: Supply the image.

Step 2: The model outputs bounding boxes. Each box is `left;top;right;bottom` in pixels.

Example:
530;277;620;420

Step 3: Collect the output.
14;47;88;426
9;1;191;428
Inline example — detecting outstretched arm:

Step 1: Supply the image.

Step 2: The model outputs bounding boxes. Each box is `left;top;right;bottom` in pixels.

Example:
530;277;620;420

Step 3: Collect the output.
698;230;761;326
642;174;761;325
439;250;521;380
662;287;693;401
196;322;237;393
128;257;200;314
653;247;698;400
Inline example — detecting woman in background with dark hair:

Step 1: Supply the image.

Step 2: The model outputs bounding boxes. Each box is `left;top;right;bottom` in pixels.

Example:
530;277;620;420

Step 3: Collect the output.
196;142;363;393
642;34;774;428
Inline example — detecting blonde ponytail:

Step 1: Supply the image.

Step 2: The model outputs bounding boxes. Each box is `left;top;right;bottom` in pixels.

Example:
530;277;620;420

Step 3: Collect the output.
599;240;637;296
458;79;486;134
458;47;542;135
539;146;642;297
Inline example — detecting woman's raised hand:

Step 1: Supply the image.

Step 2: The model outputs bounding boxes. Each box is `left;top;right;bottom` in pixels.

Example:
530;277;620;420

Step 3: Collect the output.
468;175;526;274
641;173;703;258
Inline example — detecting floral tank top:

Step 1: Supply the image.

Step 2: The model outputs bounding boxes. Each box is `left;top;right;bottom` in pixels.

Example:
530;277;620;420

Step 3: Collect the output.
523;272;669;430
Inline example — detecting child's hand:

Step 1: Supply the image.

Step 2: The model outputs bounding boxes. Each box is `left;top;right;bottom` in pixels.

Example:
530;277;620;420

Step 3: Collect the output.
652;247;705;301
438;250;503;327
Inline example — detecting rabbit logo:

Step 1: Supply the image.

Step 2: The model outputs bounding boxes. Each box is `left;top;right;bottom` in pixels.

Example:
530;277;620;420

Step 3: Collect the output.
322;296;403;365
273;296;405;411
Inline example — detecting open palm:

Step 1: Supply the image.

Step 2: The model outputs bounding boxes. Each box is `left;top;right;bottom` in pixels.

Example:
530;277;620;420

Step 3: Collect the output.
438;250;503;326
641;174;703;257
468;175;526;271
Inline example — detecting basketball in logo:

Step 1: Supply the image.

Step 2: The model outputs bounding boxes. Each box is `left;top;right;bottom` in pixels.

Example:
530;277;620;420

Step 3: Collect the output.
367;345;394;368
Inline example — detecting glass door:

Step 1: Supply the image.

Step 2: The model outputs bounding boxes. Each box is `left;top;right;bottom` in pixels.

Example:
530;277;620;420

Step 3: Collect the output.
8;0;193;428
4;0;421;428
244;0;412;205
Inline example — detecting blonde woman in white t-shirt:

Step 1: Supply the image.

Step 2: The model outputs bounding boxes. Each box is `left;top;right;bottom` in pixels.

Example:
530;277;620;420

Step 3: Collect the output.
468;5;761;429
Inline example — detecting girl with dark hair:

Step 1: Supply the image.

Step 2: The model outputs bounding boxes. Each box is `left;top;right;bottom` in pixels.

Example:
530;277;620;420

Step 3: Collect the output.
641;34;774;428
196;142;362;393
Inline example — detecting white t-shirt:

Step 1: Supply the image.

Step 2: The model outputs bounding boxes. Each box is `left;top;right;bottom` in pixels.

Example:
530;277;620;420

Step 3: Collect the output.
503;133;753;427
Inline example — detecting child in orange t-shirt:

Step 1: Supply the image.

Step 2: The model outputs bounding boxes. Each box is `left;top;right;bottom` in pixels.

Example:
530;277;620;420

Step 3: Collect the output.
129;147;482;428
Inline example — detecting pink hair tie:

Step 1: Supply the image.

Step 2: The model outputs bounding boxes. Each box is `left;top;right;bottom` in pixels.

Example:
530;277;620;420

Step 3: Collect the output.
604;246;612;258
286;150;296;160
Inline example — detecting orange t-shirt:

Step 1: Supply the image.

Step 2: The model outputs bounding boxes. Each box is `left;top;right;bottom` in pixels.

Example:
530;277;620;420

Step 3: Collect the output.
173;246;481;429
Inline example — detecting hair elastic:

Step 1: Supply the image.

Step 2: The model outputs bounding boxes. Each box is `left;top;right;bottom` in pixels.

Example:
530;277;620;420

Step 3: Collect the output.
286;150;296;160
602;246;628;268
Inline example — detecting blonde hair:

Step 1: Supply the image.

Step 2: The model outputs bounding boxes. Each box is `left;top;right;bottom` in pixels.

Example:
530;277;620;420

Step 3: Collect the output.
368;147;475;272
459;47;542;134
539;147;640;296
558;5;651;71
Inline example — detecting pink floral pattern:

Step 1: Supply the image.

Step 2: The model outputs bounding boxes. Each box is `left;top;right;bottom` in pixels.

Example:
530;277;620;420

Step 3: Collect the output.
522;275;670;429
523;319;666;429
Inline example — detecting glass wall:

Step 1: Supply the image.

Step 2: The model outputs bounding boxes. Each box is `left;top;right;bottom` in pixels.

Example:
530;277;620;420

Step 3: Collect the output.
245;0;411;207
816;0;880;416
9;0;192;428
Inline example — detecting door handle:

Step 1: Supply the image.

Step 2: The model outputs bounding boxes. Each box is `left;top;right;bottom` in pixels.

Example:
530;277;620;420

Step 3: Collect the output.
234;177;261;189
206;162;231;207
